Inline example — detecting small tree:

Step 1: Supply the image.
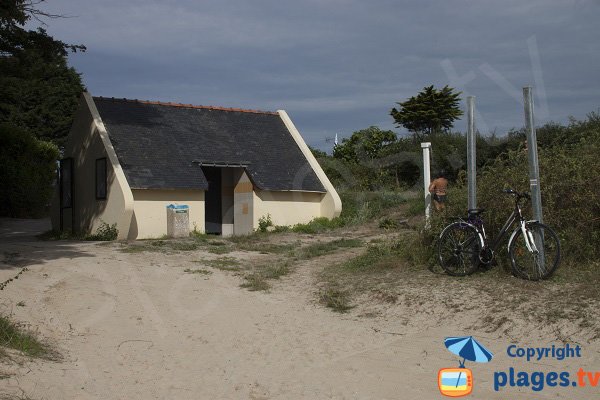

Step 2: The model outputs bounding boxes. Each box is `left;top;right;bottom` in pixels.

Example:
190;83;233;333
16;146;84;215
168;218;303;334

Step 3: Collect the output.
332;126;397;190
391;85;463;141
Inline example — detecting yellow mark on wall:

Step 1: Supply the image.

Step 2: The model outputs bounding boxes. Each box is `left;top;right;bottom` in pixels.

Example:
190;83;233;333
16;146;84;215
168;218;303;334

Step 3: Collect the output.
242;203;249;215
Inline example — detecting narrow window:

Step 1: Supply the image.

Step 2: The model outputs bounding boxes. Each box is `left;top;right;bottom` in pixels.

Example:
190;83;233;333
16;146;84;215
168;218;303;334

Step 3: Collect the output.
96;158;107;199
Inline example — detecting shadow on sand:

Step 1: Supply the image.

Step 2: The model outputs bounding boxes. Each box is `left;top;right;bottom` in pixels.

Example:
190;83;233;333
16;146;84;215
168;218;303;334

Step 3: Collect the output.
1;218;96;272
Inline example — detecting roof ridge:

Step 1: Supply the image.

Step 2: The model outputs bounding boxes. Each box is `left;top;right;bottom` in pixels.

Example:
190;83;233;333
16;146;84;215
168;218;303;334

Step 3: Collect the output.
94;96;279;115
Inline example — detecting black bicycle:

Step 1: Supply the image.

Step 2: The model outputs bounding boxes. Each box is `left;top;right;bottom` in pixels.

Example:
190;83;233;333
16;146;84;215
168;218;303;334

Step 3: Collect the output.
437;189;561;280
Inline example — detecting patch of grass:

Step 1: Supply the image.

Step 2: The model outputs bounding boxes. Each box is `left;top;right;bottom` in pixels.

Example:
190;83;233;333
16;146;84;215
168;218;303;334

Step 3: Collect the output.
291;217;344;234
226;233;265;244
240;261;291;291
285;192;407;234
225;233;289;253
120;238;208;253
339;191;408;224
119;244;148;253
260;262;291;279
341;241;403;272
183;268;212;275
405;195;425;217
293;238;362;260
237;242;297;254
170;241;201;251
0;315;55;360
319;287;354;313
200;256;241;271
208;246;232;254
240;274;271;291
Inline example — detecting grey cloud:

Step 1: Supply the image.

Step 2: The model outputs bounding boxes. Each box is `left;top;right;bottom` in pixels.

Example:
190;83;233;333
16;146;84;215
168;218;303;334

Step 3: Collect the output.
36;0;600;150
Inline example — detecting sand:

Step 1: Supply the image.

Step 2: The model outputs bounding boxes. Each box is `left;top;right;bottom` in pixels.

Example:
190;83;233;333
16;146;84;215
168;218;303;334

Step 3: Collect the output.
1;218;598;399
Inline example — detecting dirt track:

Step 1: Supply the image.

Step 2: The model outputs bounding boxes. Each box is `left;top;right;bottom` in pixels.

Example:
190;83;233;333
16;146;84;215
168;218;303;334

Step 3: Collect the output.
1;218;598;399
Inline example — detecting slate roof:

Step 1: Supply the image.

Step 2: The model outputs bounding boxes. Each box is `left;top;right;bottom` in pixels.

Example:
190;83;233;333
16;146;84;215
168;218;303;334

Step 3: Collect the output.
93;97;325;192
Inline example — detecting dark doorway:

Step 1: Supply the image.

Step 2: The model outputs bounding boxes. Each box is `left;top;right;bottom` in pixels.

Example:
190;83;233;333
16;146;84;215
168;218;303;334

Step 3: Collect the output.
59;158;73;231
203;167;222;234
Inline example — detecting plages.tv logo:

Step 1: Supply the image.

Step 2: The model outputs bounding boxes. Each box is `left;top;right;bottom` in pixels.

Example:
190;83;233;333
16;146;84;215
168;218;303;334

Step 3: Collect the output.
438;336;494;397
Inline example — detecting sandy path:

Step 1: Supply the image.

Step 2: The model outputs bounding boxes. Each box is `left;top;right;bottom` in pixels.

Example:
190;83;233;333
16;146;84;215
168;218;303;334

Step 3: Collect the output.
1;219;599;399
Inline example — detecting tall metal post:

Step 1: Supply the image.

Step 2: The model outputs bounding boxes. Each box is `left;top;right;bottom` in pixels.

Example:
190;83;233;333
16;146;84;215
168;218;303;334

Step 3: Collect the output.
523;86;545;272
421;142;432;228
523;87;543;223
466;96;476;210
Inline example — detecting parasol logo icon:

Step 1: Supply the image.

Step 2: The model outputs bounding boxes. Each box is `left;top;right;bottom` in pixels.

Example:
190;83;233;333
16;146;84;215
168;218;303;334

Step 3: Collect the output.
438;336;494;397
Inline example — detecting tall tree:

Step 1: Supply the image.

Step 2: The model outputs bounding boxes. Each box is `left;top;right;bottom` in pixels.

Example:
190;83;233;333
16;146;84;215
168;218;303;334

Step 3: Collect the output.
390;85;463;142
0;1;84;217
0;0;85;147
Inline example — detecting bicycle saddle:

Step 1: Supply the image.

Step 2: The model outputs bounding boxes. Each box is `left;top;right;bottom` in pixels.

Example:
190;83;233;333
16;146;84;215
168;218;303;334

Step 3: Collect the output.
467;208;486;215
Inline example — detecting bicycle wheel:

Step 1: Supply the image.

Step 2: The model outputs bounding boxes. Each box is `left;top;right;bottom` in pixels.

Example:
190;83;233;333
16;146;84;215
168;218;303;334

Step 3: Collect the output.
437;222;482;276
509;222;561;280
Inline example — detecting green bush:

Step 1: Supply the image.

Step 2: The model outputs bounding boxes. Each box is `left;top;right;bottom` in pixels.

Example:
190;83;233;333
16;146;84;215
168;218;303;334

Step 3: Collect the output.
86;221;118;241
291;217;344;234
0;123;59;218
287;191;407;234
338;191;407;224
378;217;399;230
257;214;273;233
421;113;600;265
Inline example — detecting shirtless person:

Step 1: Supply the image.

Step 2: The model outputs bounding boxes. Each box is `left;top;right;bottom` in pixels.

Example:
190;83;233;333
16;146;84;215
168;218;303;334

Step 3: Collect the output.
429;170;448;211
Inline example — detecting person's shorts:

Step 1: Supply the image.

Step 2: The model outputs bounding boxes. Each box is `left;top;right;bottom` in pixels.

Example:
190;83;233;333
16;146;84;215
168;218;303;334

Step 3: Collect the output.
433;194;447;203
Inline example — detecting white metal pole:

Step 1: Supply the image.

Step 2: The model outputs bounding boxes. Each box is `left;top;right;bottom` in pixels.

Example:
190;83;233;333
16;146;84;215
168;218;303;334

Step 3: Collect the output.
523;87;543;223
466;96;476;210
523;86;545;272
421;142;432;227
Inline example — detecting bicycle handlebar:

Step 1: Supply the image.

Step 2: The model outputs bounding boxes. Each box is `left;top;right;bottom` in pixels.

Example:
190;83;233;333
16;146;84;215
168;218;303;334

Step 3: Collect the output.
502;189;530;200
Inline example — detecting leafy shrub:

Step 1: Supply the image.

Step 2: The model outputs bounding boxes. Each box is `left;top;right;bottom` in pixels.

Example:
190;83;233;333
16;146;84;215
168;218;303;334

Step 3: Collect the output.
257;214;273;233
286;191;406;234
0;123;59;218
86;221;118;241
414;113;600;266
338;191;407;225
291;217;344;234
378;217;399;230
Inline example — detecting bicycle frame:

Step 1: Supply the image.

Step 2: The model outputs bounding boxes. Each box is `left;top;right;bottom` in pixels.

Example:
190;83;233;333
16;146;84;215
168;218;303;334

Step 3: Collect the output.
471;194;533;257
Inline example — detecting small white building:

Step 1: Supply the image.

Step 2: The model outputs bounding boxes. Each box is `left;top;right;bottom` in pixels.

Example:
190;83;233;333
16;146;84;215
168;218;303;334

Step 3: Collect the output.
51;93;341;239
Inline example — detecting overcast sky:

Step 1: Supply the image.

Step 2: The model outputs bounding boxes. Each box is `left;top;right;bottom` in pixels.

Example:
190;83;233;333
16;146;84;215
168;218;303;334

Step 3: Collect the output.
37;0;600;151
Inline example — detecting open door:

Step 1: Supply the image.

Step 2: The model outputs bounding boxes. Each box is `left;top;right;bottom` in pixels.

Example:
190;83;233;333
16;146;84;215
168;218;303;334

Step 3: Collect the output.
203;167;222;234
